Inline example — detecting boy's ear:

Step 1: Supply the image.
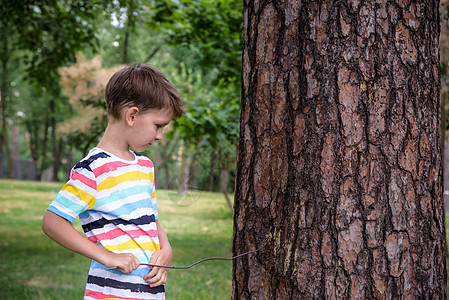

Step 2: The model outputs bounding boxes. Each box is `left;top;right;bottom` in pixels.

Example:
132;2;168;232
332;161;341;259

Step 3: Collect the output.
125;107;140;126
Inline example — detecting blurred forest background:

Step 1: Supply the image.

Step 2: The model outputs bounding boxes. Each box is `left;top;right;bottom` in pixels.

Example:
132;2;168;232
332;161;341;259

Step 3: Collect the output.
0;0;241;203
5;0;449;207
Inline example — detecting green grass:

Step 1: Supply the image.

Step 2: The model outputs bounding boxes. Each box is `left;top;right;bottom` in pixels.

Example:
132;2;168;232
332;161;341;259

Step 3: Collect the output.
0;179;234;299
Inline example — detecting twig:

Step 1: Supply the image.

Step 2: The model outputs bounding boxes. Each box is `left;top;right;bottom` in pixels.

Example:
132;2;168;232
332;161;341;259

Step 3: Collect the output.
140;248;262;270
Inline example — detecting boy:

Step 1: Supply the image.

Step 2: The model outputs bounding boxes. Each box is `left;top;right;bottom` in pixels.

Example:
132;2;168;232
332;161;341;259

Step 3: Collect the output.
42;63;185;300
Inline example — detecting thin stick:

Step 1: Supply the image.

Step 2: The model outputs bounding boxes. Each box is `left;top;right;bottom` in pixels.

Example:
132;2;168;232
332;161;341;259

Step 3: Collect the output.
140;248;262;270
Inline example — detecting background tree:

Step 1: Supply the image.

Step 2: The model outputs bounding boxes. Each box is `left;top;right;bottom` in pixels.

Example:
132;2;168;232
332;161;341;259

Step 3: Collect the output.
233;0;446;299
58;54;122;156
147;0;242;194
2;0;244;201
0;0;104;179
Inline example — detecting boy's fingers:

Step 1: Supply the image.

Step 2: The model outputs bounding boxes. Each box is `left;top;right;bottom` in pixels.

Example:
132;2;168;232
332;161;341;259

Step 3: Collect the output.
144;266;158;279
146;272;158;283
133;256;140;270
150;279;165;287
146;253;163;277
115;254;140;273
146;272;167;287
144;251;170;285
149;252;161;264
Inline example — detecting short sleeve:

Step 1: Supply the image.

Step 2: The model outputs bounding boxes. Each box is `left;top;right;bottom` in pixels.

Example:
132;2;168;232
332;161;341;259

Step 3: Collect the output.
47;165;97;223
149;161;158;221
151;183;158;221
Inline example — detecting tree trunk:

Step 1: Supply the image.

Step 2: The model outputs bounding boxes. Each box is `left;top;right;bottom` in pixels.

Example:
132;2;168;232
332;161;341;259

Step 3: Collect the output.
38;118;49;181
178;144;191;195
12;126;20;179
233;1;446;299
189;151;200;190
164;165;170;189
220;161;233;211
0;34;13;179
219;166;229;194
66;145;73;181
26;120;38;163
50;99;58;181
122;18;130;65
52;135;63;181
207;149;217;191
220;157;233;211
144;46;161;63
122;0;136;65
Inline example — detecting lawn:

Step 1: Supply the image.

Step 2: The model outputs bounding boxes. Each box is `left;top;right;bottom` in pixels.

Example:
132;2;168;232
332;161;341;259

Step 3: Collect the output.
0;179;234;299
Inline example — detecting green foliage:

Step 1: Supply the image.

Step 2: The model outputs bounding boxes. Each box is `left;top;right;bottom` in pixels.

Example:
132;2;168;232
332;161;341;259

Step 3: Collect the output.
166;61;240;191
1;0;104;86
4;0;243;189
1;0;109;179
176;75;240;154
144;128;182;189
146;0;243;174
147;0;243;82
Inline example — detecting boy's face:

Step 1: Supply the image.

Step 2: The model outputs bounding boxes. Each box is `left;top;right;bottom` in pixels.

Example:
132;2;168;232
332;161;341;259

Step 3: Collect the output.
127;108;173;152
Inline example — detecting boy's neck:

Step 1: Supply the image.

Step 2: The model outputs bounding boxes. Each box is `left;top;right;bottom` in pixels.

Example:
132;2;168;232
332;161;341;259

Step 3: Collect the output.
97;121;135;161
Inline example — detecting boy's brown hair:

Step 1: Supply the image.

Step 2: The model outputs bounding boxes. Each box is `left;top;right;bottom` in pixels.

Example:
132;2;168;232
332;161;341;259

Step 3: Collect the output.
105;63;185;120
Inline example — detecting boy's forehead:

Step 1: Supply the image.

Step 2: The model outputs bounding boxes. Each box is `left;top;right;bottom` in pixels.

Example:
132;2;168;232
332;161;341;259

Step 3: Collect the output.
150;108;174;121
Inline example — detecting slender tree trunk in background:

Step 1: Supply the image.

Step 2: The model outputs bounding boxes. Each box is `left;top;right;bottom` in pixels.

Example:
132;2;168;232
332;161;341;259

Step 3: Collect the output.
207;149;217;191
26;120;38;164
12;126;19;179
220;160;233;211
52;136;63;181
38;118;49;181
219;165;229;194
157;160;170;189
66;145;73;181
156;131;180;189
48;97;64;181
0;37;5;157
164;165;170;189
233;0;446;299
0;51;6;178
144;46;161;63
0;35;13;178
189;151;200;190
50;99;59;181
122;0;135;65
122;20;130;65
178;144;191;195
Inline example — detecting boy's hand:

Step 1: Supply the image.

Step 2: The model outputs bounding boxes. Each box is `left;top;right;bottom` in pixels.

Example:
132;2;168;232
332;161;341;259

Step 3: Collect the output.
144;248;173;287
42;211;140;274
105;252;140;274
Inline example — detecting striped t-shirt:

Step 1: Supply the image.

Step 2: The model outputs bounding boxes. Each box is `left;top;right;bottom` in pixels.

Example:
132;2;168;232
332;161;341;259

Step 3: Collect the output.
47;148;165;300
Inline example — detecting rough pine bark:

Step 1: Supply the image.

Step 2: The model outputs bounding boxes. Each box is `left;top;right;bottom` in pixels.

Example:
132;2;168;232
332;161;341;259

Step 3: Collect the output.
232;0;446;299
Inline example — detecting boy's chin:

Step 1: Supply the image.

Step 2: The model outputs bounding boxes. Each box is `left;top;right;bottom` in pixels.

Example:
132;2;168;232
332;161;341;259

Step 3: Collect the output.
133;144;152;152
130;147;143;153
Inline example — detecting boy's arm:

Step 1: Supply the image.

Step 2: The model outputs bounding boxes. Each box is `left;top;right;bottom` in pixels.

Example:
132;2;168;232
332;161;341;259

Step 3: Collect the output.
144;220;173;287
42;210;140;273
